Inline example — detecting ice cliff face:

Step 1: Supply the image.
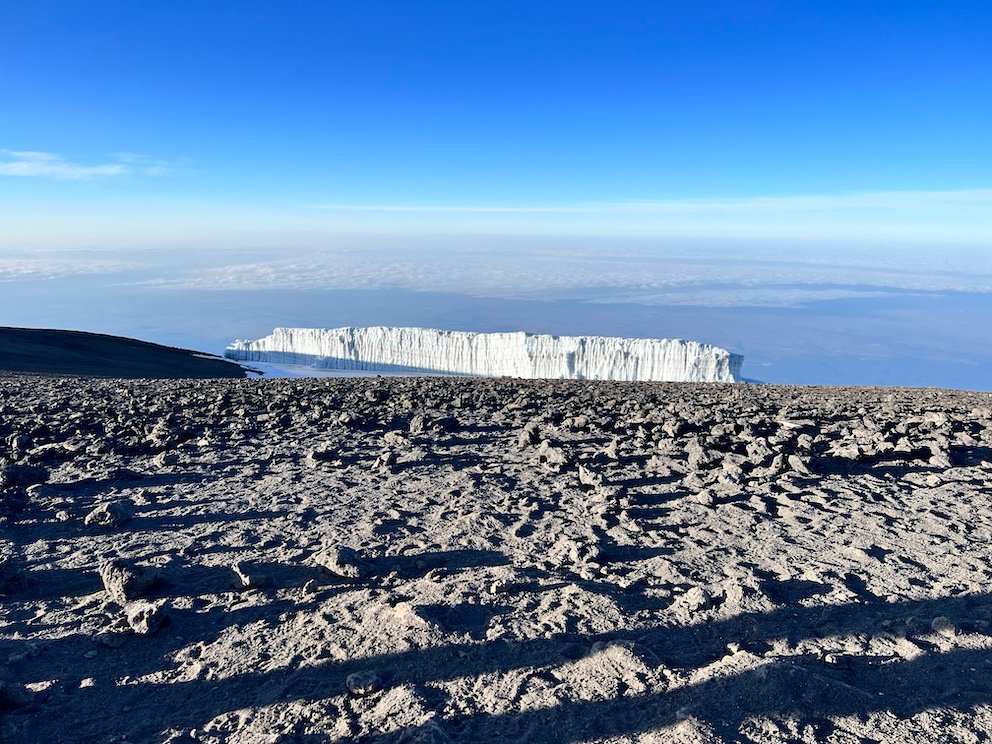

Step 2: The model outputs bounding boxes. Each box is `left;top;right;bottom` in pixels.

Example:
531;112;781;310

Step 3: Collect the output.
225;327;743;382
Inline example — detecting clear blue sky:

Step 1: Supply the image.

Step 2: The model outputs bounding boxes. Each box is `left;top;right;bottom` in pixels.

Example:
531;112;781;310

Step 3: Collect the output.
1;1;990;243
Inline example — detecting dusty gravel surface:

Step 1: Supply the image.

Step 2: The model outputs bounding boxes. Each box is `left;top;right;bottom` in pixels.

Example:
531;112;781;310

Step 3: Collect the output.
2;375;992;743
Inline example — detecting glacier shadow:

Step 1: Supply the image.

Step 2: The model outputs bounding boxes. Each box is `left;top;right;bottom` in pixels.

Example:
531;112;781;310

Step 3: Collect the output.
224;350;472;377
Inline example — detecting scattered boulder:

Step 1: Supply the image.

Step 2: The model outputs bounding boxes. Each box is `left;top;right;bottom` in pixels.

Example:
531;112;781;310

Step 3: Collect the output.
786;454;813;476
125;600;169;635
84;500;134;528
536;440;569;473
577;464;604;488
305;445;338;467
346;669;380;696
681;586;713;613
230;562;267;590
408;413;431;435
517;420;541;448
372;450;398;473
931;616;957;638
601;437;621;461
685;439;719;470
314;546;368;579
99;560;159;604
383;431;410;448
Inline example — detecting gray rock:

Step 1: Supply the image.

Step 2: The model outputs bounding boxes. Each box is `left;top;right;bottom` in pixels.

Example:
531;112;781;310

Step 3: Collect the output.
682;586;713;613
346;669;380;696
230;562;266;590
786;454;813;476
517;420;542;448
125;600;169;635
372;450;398;473
601;437;621;461
408;413;430;435
383;430;411;448
931;616;957;638
685;438;719;470
314;546;367;579
305;445;337;467
99;560;159;604
577;464;604;488
536;440;569;473
84;501;134;528
94;631;129;648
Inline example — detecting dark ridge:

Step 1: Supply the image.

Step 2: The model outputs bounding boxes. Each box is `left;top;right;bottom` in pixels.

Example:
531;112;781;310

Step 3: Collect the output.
0;327;247;379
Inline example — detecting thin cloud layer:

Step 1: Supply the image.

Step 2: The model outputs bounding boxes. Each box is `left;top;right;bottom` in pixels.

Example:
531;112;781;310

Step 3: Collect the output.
139;244;992;308
310;189;992;215
0;150;170;180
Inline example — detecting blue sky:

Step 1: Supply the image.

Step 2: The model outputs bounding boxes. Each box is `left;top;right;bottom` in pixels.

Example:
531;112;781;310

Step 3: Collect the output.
1;1;990;244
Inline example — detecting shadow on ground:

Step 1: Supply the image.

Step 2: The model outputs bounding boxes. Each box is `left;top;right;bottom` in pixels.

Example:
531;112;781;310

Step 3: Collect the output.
4;581;991;742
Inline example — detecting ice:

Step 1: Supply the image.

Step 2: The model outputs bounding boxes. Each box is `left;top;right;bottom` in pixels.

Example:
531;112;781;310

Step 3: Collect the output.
225;327;743;382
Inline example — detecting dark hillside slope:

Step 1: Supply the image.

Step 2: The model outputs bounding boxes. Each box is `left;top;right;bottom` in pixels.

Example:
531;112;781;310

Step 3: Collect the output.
0;327;247;378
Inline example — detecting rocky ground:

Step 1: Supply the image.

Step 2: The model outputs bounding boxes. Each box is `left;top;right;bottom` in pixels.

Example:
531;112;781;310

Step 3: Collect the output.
2;375;992;743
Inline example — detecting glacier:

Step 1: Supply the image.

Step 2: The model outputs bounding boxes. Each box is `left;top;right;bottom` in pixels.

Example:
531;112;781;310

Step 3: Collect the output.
225;327;743;382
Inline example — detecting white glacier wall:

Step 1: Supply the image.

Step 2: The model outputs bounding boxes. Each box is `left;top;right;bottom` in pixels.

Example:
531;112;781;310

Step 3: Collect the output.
225;327;744;382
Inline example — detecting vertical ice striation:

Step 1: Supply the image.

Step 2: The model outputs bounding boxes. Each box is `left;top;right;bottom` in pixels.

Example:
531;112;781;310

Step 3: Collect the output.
225;327;743;382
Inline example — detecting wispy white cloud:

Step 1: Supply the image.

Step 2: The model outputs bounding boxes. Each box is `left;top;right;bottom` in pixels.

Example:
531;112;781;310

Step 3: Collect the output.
0;257;137;281
309;188;992;215
0;150;171;180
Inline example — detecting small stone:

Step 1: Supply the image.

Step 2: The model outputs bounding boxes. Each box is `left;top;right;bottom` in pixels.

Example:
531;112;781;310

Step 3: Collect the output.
79;677;96;688
822;652;852;668
346;670;380;696
302;579;319;595
84;501;134;528
230;562;265;590
682;587;713;613
536;440;569;472
577;464;604;488
54;510;71;522
305;446;337;467
931;616;957;637
151;451;178;468
383;431;410;448
602;437;621;461
84;649;98;659
99;560;158;604
314;546;367;579
517;421;541;448
372;450;398;473
786;455;813;476
693;489;717;507
408;413;429;435
125;600;169;635
94;631;129;649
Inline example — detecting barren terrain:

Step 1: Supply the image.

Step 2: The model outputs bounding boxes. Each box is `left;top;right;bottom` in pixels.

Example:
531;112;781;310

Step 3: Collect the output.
0;328;246;379
2;375;992;742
